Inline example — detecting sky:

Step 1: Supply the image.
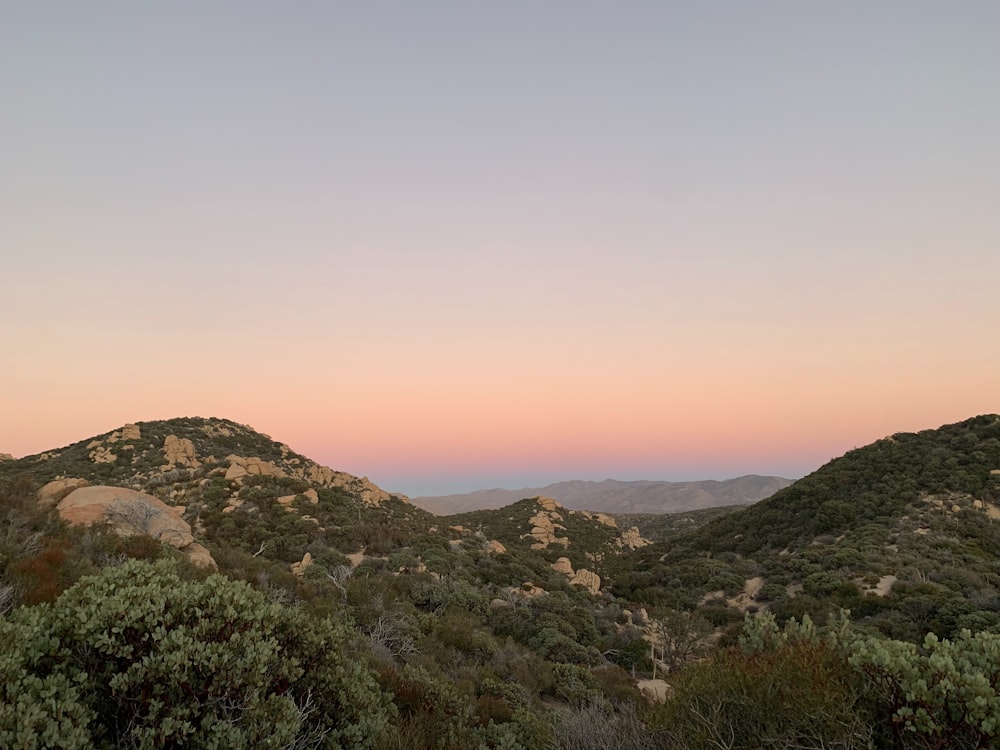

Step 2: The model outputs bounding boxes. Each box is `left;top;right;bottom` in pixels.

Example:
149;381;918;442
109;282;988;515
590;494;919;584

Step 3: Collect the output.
2;2;998;497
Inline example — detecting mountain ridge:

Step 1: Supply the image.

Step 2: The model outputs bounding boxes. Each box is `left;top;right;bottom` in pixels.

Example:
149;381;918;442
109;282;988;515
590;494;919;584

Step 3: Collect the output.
412;474;792;515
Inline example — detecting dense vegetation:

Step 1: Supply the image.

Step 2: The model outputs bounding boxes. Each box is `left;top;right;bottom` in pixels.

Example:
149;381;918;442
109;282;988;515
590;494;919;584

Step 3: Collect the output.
2;414;1000;747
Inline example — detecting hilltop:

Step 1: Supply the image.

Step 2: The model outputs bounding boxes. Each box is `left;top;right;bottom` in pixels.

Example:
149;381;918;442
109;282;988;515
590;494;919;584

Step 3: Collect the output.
412;475;791;515
2;416;396;508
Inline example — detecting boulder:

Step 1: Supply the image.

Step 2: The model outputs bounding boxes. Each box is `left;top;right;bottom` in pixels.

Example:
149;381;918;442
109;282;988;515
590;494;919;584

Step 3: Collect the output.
290;552;313;577
121;423;141;440
225;463;249;481
518;582;547;598
637;679;671;703
37;478;90;508
183;542;216;569
551;557;575;576
569;568;601;595
57;486;215;568
485;540;507;555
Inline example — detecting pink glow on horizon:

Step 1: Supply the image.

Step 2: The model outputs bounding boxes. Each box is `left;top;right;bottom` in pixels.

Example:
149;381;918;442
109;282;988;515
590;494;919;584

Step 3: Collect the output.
2;4;998;496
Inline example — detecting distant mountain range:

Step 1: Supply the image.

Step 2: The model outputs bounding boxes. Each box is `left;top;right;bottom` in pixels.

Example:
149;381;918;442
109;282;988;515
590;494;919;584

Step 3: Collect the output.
411;474;793;515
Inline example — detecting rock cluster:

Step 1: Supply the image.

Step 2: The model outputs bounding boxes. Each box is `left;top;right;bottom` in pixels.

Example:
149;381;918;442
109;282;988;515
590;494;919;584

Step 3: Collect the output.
580;510;617;528
86;441;117;464
162;435;201;469
549;556;601;594
616;526;651;550
224;454;283;480
524;497;570;550
220;452;395;508
84;425;143;465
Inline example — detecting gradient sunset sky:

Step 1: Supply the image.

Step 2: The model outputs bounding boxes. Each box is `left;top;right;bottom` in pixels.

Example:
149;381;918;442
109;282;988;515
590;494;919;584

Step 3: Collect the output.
2;2;998;496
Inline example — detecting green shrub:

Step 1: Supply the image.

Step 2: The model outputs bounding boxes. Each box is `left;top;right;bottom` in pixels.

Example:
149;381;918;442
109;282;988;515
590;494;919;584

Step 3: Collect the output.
651;637;872;749
0;559;390;749
850;629;1000;749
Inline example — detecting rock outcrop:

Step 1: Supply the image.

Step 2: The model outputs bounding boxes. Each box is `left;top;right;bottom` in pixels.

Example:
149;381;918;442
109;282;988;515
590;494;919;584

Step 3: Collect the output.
163;435;201;468
219;452;394;507
616;526;651;551
0;453;14;462
56;485;215;568
524;497;570;550
485;540;507;554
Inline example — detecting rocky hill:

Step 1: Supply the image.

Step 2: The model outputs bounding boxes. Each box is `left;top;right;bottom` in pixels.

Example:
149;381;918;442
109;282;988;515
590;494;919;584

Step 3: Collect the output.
412;475;792;515
0;417;648;593
1;416;396;508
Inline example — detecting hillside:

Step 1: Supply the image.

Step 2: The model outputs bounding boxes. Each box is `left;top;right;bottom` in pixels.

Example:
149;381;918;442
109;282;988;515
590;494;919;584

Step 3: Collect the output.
616;414;1000;641
413;475;791;515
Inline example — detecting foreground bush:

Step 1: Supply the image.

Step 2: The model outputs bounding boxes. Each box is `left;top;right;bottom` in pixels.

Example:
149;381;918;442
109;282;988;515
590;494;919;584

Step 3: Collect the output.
650;637;873;749
654;611;1000;750
0;559;391;749
850;629;1000;749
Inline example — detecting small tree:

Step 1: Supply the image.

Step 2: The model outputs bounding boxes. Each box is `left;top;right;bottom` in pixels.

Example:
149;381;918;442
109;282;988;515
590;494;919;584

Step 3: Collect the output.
647;609;713;677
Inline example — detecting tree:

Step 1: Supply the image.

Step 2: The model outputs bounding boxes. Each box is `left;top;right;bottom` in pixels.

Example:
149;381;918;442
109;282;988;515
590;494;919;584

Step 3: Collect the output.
0;559;391;749
647;609;712;677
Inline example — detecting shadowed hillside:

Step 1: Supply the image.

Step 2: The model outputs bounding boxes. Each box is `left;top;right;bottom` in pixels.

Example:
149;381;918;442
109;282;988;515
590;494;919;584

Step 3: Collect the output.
616;415;1000;642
